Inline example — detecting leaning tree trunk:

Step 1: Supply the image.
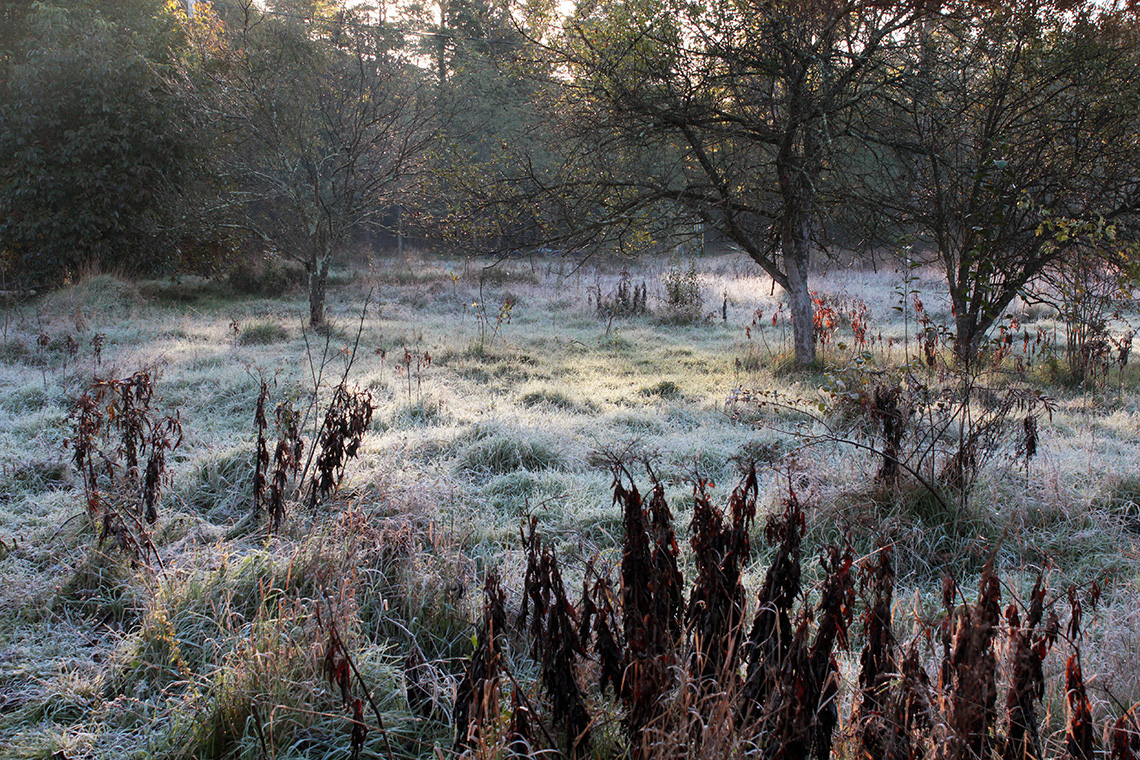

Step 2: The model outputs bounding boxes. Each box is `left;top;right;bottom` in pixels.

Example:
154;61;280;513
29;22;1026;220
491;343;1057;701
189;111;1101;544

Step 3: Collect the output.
950;279;1013;370
775;113;820;369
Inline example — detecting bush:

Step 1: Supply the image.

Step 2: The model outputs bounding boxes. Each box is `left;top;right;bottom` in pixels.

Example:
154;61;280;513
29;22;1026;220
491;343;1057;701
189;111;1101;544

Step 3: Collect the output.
0;5;209;287
226;259;307;297
661;260;703;316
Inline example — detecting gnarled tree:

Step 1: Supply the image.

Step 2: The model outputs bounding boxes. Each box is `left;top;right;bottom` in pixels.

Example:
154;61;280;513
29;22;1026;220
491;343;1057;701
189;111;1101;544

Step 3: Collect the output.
200;0;437;326
876;0;1140;362
534;0;922;367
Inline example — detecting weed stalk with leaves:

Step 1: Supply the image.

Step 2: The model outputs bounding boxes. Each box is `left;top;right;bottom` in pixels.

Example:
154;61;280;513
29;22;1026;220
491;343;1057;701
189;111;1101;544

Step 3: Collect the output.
66;371;180;565
455;570;507;750
518;517;592;755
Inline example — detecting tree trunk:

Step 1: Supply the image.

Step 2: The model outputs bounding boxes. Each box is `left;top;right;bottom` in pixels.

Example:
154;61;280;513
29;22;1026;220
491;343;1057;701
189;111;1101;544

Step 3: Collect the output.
782;205;817;368
951;285;1005;368
309;254;329;328
954;308;980;368
396;205;404;257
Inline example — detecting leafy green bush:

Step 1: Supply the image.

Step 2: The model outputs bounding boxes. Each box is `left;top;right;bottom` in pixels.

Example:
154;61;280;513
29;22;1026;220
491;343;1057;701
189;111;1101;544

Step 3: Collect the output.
0;5;211;287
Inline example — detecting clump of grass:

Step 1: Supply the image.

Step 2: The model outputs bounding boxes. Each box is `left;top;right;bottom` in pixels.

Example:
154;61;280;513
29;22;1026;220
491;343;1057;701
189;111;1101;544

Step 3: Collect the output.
179;447;253;523
640;379;681;400
599;331;634;351
482;471;540;515
386;396;448;429
457;427;567;477
236;321;288;346
1107;473;1140;531
0;459;72;500
520;388;576;410
86;514;468;758
51;547;139;623
162;599;404;760
771;352;831;378
44;273;143;317
0;337;31;362
473;265;539;286
736;438;788;465
807;480;1001;579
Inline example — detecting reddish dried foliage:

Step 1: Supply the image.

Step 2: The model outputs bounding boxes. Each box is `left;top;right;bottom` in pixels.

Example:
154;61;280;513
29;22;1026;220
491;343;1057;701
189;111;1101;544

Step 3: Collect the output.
999;575;1057;760
687;467;757;687
450;464;1136;760
268;401;303;531
741;486;806;721
613;470;683;746
519;518;592;755
873;385;906;485
67;371;180;562
308;384;373;510
940;564;1002;759
253;379;269;519
455;570;507;749
318;607;392;760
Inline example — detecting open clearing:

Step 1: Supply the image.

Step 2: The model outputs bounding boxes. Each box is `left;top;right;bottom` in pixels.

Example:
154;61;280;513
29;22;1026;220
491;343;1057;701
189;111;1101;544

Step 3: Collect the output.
1;251;1138;758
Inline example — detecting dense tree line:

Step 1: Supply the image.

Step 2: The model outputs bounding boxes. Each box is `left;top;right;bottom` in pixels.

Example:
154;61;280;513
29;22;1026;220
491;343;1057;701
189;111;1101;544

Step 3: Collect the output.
0;0;1137;355
0;0;211;287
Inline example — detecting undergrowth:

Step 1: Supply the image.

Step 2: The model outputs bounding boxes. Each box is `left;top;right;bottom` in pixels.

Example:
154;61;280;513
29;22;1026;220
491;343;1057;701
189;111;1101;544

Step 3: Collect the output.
1;258;1138;759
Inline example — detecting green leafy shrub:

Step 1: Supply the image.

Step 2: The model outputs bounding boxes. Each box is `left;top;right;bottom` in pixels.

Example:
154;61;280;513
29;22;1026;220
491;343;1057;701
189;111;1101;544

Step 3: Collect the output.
0;7;209;287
